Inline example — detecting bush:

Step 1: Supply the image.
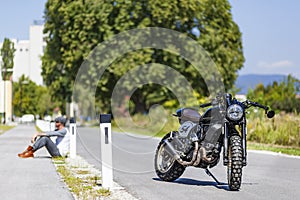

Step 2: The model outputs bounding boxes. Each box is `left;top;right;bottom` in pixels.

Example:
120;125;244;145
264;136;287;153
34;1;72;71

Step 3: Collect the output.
247;75;300;113
247;111;300;147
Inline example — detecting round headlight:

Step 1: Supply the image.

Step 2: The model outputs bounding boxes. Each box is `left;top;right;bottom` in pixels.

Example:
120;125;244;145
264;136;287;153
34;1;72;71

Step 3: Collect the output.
227;104;243;121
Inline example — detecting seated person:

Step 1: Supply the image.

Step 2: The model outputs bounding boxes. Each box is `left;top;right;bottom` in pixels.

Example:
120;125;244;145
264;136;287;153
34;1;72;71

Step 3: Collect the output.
18;117;70;158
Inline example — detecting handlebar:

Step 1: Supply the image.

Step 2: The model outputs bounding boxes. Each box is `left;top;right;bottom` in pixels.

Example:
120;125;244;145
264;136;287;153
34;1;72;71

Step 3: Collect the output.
200;102;212;108
199;93;275;118
244;100;269;111
244;100;275;118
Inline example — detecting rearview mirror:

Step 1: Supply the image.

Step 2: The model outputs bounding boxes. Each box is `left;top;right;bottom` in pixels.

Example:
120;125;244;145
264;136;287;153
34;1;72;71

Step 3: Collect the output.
267;110;275;118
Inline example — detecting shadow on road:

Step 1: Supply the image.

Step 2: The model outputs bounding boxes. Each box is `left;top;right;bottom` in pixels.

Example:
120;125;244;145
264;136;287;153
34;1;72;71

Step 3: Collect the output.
153;177;229;191
33;156;52;159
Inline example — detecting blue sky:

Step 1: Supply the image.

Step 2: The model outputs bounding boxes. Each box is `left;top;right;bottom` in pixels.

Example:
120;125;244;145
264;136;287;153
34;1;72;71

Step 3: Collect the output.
0;0;46;41
229;0;300;79
0;0;299;79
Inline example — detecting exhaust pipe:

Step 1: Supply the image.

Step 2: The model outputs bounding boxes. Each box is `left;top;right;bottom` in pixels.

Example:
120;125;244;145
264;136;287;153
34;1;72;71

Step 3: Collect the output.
193;147;212;166
164;139;199;166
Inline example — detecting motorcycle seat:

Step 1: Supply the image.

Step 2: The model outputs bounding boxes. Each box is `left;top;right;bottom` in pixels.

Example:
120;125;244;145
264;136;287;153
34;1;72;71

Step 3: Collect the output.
180;108;201;123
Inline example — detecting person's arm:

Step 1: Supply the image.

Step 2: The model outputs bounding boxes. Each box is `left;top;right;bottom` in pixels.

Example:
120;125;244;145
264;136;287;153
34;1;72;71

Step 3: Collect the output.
31;128;67;143
31;132;47;143
45;128;67;137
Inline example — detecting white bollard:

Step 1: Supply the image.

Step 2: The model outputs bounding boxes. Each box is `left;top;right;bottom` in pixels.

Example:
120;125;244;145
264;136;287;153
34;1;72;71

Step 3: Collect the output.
69;118;77;158
50;121;55;131
100;114;113;189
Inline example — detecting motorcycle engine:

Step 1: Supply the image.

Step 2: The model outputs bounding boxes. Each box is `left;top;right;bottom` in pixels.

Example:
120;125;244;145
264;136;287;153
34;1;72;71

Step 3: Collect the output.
175;121;201;154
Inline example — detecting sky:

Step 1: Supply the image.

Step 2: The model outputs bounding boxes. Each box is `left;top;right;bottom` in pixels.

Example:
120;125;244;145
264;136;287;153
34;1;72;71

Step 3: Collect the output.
229;0;300;79
0;0;299;79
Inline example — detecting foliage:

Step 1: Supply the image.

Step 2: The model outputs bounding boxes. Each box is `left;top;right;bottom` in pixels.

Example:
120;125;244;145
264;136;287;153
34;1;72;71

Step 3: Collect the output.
12;75;58;117
112;111;180;138
0;38;15;80
42;0;244;114
247;110;300;147
198;0;244;91
247;75;300;113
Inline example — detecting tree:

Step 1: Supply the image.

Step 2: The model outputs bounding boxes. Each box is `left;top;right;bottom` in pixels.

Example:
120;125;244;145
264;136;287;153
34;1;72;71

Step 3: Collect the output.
247;75;300;113
42;0;244;114
198;0;244;90
1;38;15;80
13;75;56;117
1;38;15;123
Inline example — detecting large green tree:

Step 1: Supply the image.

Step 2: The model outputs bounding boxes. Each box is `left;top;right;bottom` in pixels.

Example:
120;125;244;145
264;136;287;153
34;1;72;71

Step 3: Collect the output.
42;0;244;113
198;0;244;90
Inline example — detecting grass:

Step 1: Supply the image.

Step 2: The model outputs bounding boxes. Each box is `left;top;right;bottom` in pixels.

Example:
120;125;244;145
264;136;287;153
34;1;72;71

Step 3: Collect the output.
0;124;14;135
35;125;43;133
53;157;110;199
247;111;300;147
76;170;90;175
112;111;179;138
248;142;300;156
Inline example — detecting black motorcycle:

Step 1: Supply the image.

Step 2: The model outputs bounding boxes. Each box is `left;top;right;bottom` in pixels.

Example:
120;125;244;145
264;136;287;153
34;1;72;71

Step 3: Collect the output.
154;93;275;190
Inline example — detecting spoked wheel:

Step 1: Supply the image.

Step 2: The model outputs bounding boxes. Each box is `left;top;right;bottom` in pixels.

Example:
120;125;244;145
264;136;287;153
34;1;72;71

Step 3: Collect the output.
227;135;243;191
154;132;186;182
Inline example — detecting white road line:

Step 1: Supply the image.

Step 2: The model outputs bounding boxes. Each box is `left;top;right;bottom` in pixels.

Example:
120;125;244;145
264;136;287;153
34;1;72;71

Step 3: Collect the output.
248;150;300;159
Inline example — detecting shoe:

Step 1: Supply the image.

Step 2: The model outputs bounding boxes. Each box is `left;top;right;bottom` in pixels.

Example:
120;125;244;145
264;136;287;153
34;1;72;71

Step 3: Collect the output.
19;150;34;158
18;146;34;158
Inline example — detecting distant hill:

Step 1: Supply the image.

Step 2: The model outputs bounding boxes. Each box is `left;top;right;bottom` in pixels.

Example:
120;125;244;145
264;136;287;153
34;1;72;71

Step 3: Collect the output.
235;74;287;94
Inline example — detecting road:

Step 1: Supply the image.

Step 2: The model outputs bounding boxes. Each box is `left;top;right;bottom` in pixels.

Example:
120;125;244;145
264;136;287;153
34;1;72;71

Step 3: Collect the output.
76;127;300;200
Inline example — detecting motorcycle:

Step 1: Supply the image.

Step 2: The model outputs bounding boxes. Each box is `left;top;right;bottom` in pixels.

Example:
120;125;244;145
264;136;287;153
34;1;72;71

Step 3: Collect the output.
154;93;275;190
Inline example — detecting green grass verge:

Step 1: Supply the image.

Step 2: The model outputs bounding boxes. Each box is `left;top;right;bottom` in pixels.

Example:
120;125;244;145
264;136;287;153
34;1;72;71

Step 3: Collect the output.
247;112;300;146
0;125;14;135
53;157;110;199
248;142;300;156
35;125;43;133
111;112;179;138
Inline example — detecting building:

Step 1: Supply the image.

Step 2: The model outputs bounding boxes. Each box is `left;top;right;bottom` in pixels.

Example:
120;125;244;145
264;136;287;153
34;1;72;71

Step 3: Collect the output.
0;21;45;85
0;21;45;123
28;22;45;85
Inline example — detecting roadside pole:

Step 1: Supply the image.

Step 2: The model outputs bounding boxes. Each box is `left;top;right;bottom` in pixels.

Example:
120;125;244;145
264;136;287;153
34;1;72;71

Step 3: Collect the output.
100;114;113;189
69;117;77;158
50;121;55;131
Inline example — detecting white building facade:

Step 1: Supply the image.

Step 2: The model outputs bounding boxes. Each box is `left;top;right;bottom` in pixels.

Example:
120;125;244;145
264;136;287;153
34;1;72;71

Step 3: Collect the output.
0;22;45;85
28;23;45;85
0;21;45;123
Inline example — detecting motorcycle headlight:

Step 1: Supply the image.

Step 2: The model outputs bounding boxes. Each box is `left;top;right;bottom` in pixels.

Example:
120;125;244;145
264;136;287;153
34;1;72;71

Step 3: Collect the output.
227;104;243;121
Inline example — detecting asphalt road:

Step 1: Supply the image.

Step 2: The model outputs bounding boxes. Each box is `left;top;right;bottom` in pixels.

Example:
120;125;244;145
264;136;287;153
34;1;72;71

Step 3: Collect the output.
76;127;300;200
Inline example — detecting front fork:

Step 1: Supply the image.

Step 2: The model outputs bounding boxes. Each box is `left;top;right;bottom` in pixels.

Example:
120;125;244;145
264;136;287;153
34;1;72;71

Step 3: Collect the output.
223;120;247;166
241;120;247;166
223;122;229;165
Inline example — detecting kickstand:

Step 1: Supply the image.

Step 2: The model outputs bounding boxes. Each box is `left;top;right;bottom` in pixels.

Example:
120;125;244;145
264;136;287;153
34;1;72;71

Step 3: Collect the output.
205;169;221;185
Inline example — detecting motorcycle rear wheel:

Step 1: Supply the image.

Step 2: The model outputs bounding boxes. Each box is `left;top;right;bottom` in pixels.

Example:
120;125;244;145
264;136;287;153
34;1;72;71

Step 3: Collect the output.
154;132;186;182
227;135;243;191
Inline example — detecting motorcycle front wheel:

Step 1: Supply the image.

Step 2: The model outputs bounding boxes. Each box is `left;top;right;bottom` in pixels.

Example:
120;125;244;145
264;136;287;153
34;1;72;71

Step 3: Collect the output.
227;135;243;191
154;132;186;182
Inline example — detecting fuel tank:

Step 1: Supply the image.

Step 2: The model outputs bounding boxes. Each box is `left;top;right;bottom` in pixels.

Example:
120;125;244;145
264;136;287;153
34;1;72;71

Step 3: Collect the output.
201;106;223;124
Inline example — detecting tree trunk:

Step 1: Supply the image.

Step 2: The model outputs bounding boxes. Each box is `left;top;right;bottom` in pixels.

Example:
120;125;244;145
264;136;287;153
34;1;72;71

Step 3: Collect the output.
131;90;147;114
